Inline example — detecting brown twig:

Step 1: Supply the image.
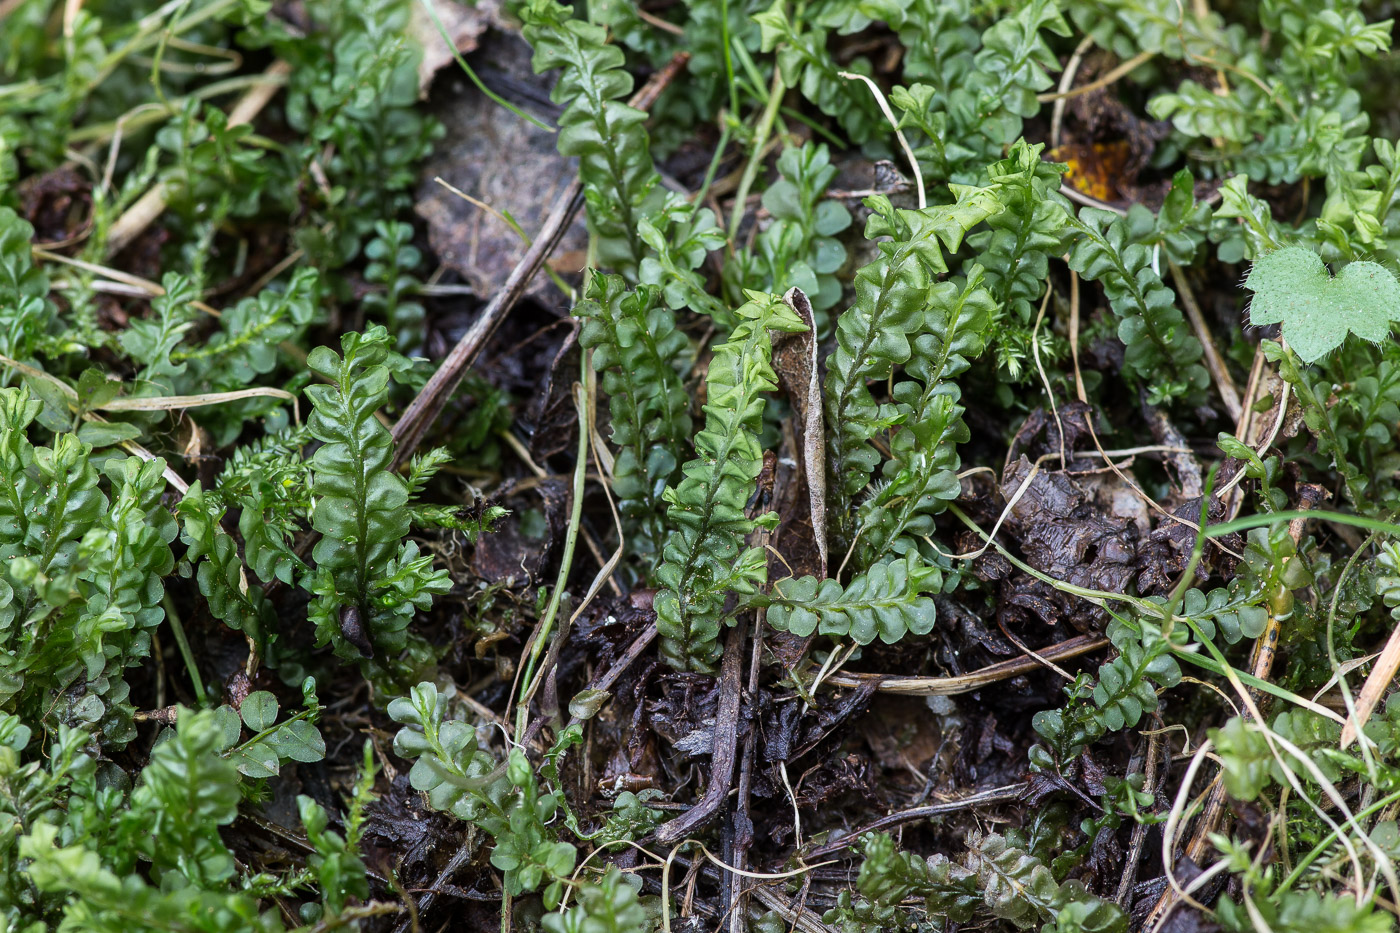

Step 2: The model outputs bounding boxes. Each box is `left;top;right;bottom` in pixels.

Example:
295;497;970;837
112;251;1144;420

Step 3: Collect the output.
1342;587;1400;746
1038;48;1156;103
564;621;657;730
826;634;1109;696
104;60;291;257
1049;36;1095;150
388;828;482;933
726;611;766;933
635;6;684;34
389;51;691;469
802;783;1030;859
656;620;747;844
747;884;838;933
391;181;583;466
1220;344;1269;513
1117;725;1165;907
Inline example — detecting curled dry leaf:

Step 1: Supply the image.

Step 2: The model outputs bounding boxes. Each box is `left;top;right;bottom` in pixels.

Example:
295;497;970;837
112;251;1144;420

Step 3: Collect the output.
772;286;827;577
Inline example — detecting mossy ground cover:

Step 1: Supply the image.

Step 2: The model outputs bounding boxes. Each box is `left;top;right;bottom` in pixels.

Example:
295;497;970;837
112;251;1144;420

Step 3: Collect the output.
3;0;1400;930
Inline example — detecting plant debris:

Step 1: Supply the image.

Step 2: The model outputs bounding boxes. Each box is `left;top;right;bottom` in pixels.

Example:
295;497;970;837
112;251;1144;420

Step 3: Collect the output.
3;0;1400;931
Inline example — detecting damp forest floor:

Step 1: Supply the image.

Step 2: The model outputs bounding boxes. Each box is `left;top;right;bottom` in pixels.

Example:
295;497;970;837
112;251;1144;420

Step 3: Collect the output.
4;1;1400;932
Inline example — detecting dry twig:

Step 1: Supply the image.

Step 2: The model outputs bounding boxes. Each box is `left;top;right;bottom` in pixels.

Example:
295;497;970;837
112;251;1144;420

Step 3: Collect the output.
389;52;691;467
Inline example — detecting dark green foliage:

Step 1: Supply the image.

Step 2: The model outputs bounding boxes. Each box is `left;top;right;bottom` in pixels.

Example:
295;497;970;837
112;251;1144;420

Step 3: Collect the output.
1172;585;1270;646
857;270;994;565
882;0;979;90
176;483;273;644
120;269;321;445
0;3;526;926
175;269;319;387
676;0;760;116
763;552;940;644
6;0;1400;924
13;704;335;933
822;890;908;933
1067;207;1210;404
1029;620;1181;771
297;742;375;919
277;0;442;270
389;683;578;903
155;101;269;225
0;387;176;742
961;0;1071;147
362;221;426;352
1320;138;1400;264
823;187;1003;537
1209;704;1394;803
655;293;805;671
728;142;853;318
219;686;327;779
519;0;661;278
638;194;729;320
306;326;450;667
754;2;885;144
1133;169;1211;265
1061;0;1223;59
966;141;1070;378
830;831;1126;933
120;274;200;385
542;867;648;933
1271;336;1400;510
0;209;59;364
1212;175;1288;263
858;831;979;922
894;83;981;184
888;0;1070;182
215;428;313;589
595;791;666;850
1217;886;1393;933
1236;525;1315;619
577;275;692;562
1376;543;1400;616
962;832;1073;928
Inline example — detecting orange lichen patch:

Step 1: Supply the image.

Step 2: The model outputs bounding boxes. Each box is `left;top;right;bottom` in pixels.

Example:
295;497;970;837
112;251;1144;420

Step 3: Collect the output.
1050;140;1133;204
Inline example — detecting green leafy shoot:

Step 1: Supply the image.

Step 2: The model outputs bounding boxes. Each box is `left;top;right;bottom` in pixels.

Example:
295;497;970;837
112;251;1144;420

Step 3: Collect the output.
761;552;941;645
655;292;805;671
306;325;450;670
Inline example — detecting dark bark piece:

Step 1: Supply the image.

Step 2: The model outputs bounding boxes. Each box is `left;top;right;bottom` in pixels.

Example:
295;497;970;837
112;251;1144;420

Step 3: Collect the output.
999;454;1140;632
471;478;569;584
1141;396;1204;502
525;326;581;461
655;621;746;844
802;783;1028;858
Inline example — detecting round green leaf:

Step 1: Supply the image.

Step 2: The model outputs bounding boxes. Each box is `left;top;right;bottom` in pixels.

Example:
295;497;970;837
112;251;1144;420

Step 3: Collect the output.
240;691;279;732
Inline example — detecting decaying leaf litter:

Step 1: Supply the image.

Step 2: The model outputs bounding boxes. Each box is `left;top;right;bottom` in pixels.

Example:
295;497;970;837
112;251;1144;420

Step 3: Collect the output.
4;0;1400;931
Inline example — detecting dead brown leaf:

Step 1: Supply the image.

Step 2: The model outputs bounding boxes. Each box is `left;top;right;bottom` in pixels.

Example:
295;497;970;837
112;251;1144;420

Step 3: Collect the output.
773;286;827;577
408;0;501;98
414;32;588;304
